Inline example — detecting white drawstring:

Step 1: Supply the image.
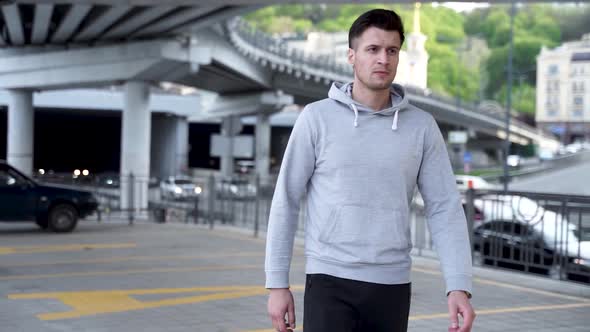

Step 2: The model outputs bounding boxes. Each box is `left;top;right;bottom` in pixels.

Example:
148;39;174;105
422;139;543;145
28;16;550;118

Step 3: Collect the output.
391;109;399;131
350;104;359;128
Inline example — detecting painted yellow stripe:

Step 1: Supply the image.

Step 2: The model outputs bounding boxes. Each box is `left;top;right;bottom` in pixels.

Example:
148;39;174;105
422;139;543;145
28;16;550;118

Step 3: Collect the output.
0;243;136;255
1;251;264;267
9;285;306;321
0;263;303;281
242;302;590;332
412;266;590;303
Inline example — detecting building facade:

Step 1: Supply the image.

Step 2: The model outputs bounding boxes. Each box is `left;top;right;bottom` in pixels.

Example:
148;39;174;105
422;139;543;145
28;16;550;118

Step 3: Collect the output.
536;33;590;143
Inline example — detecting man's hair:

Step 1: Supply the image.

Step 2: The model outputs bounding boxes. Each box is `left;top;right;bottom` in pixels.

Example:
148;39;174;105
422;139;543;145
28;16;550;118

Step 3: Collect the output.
348;9;405;49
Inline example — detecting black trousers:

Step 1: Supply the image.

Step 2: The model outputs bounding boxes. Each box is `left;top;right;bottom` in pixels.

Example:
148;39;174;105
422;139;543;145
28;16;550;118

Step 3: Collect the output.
303;274;411;332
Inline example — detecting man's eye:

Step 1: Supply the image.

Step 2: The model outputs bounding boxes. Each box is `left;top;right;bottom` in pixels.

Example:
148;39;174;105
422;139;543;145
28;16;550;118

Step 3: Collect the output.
368;47;377;52
388;49;398;55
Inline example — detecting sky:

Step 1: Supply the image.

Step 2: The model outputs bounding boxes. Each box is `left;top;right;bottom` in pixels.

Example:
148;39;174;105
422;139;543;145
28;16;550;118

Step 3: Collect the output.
432;2;490;12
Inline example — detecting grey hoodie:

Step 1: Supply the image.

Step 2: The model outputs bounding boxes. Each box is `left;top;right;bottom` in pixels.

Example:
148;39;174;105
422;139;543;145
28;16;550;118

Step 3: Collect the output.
265;82;472;295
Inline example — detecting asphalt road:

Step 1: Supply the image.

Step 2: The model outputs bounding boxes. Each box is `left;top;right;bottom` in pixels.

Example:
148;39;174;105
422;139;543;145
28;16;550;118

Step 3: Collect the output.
510;159;590;196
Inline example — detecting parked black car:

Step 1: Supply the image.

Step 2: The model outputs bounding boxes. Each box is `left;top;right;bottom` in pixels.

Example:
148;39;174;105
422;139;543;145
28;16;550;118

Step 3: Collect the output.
472;219;590;283
0;161;98;232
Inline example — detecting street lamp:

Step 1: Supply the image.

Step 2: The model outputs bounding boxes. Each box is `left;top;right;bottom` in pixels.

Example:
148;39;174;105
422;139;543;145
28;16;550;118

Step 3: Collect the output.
502;2;516;193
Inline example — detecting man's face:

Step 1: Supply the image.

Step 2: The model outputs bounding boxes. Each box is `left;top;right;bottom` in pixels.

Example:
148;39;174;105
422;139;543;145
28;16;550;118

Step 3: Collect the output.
348;27;401;91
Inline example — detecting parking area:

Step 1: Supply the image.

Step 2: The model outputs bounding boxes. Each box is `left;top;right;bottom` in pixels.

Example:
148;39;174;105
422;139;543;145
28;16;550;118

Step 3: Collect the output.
1;221;589;332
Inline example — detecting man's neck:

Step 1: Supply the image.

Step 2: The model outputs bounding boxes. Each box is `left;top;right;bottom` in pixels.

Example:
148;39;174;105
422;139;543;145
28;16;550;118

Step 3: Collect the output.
351;82;391;111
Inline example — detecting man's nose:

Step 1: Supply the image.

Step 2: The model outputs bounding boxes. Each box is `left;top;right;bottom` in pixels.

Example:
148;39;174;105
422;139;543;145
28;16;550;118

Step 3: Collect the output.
377;50;389;64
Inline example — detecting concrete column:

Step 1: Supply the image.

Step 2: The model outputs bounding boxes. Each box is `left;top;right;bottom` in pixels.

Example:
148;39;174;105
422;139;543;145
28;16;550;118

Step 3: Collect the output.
175;117;189;175
256;112;271;183
220;116;241;178
7;90;34;175
151;115;189;179
120;81;151;215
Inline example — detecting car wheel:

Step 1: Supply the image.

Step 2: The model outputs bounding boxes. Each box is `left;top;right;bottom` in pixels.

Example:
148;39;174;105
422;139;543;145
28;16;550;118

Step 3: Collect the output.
48;204;78;233
548;263;567;281
472;251;484;267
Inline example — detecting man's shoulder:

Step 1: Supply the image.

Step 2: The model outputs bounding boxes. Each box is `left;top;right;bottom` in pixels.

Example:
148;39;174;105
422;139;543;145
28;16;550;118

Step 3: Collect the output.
403;105;436;126
304;98;340;113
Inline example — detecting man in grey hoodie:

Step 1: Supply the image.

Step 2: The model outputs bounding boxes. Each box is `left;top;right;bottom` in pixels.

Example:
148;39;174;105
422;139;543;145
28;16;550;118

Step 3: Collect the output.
265;8;475;332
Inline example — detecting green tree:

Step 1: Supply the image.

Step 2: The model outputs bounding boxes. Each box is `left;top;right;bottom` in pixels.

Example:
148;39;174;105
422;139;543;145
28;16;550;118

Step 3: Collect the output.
496;83;536;115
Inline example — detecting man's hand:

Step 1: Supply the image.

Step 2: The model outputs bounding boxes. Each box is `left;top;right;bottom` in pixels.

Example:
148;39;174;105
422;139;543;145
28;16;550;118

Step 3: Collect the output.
447;291;476;332
268;288;296;332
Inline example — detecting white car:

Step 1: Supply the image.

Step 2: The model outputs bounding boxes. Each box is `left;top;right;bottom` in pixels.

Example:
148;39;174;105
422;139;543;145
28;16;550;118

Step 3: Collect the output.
160;176;202;201
455;175;494;191
471;194;589;282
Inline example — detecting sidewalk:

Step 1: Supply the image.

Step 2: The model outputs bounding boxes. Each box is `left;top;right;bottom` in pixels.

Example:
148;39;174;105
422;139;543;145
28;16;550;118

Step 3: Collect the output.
0;221;588;331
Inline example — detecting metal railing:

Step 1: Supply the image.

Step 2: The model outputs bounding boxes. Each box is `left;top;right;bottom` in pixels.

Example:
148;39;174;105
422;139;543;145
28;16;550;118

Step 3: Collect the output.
464;188;590;283
42;171;589;284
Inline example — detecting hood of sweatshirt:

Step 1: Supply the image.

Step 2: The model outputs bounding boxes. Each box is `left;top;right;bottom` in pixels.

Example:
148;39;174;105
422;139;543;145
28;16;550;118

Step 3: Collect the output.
328;81;410;131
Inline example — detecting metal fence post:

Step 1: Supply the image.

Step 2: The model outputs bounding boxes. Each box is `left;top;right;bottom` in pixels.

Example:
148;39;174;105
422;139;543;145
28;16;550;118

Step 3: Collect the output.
128;173;135;226
254;174;260;238
208;174;215;229
465;188;475;257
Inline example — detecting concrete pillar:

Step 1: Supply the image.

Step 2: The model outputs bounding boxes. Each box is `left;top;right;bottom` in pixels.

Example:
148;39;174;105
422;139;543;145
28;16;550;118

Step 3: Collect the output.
120;81;151;215
256;112;271;183
7;90;34;175
151;115;188;179
176;117;189;175
220;116;241;178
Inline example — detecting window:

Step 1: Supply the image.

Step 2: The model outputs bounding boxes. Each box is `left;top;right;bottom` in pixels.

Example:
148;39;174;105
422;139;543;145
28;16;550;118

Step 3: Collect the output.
548;64;559;75
573;109;583;117
574;96;584;106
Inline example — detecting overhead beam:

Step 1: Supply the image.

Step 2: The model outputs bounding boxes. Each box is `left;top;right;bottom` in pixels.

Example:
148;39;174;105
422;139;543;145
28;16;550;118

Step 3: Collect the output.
173;5;261;34
198;91;293;119
131;6;220;38
101;6;176;40
172;29;272;88
31;4;54;44
0;40;173;90
74;5;131;42
51;5;92;43
1;4;25;45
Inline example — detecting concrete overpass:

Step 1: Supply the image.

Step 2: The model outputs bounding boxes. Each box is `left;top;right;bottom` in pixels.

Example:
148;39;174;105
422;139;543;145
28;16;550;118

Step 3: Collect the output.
0;0;561;214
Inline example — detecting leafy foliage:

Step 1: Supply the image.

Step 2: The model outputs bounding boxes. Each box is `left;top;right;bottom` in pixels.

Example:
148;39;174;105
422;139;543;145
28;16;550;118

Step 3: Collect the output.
244;3;588;115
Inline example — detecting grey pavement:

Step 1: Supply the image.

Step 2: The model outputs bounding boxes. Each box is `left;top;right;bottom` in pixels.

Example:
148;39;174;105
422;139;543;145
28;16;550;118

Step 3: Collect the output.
0;220;589;332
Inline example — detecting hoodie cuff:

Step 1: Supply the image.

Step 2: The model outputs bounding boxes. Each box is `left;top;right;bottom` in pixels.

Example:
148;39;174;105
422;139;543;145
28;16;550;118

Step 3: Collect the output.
445;274;473;297
265;271;290;289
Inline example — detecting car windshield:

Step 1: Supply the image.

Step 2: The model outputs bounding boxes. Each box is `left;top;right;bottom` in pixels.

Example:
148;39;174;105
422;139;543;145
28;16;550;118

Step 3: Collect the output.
174;179;193;185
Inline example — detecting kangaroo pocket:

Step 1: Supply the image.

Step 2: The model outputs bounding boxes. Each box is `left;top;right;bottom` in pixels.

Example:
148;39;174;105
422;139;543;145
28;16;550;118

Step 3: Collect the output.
319;205;408;264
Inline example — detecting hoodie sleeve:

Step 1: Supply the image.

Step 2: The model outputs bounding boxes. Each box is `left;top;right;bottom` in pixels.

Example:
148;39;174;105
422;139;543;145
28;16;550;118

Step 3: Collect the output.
265;107;316;289
417;116;473;296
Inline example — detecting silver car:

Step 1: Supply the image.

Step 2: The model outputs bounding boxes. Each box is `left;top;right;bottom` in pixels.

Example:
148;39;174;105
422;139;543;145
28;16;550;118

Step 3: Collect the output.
160;176;202;201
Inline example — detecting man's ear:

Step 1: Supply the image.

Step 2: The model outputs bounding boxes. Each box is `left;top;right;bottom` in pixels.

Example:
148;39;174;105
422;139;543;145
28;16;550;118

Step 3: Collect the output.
347;48;355;65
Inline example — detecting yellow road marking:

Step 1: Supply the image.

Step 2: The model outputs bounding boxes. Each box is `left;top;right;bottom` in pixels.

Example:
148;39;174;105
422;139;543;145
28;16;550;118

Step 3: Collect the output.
412;266;590;303
1;251;264;267
9;285;306;321
0;263;304;281
0;243;136;255
242;302;590;332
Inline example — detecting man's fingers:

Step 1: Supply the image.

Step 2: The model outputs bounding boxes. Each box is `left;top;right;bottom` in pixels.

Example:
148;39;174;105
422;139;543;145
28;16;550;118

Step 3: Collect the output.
287;301;296;329
448;302;460;329
272;315;287;332
459;306;476;332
